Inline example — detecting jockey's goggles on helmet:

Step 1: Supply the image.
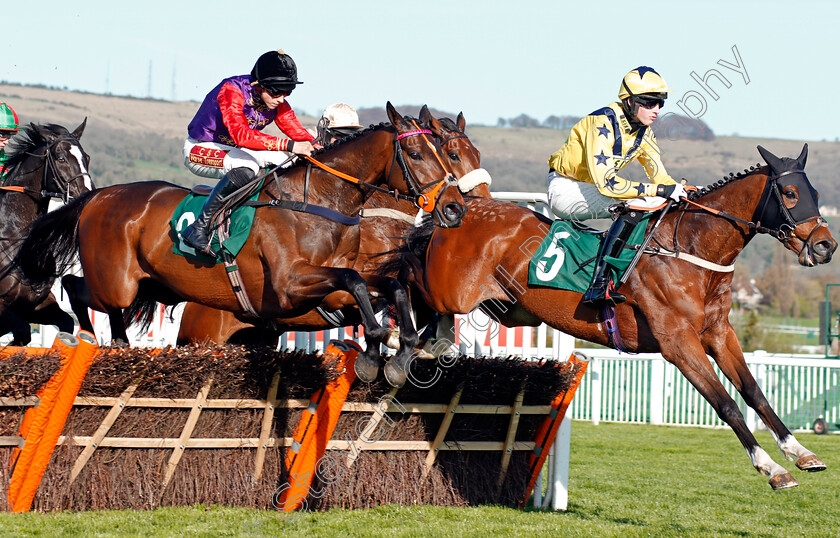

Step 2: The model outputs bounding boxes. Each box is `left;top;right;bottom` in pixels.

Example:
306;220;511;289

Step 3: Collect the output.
261;82;295;98
0;130;15;139
636;94;665;109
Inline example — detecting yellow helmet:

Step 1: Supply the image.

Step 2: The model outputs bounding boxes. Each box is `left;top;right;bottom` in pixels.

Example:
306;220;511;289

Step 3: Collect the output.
618;66;670;100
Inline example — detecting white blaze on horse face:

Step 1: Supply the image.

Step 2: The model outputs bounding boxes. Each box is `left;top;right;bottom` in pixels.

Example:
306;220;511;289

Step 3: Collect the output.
69;145;93;190
749;446;788;478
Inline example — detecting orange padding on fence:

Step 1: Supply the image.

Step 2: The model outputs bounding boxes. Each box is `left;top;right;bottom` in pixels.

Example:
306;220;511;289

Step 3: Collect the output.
278;340;360;512
7;331;99;513
520;353;588;508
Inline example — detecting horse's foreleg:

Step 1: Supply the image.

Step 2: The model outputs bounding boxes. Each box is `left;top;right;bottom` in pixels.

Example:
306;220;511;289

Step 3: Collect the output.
30;293;75;334
0;309;33;346
285;267;387;383
661;334;798;489
61;275;94;334
360;274;419;388
705;324;825;473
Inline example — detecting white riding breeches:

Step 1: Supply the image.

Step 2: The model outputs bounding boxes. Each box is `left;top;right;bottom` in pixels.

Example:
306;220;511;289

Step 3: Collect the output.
547;171;667;221
183;137;293;179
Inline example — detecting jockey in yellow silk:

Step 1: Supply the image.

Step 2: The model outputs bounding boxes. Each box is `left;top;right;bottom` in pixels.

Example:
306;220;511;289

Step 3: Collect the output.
547;66;691;306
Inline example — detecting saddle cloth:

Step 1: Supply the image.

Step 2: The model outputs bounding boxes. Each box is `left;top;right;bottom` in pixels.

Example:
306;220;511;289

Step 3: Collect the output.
527;217;651;293
169;186;262;263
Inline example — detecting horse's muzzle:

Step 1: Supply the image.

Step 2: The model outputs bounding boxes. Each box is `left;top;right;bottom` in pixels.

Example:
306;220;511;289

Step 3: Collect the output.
808;237;837;265
440;202;467;228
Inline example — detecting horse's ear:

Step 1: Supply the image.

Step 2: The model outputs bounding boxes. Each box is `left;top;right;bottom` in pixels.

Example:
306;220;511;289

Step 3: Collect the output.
30;123;52;144
386;101;410;131
456;112;466;132
419;105;431;125
72;117;87;139
796;143;808;169
757;145;784;173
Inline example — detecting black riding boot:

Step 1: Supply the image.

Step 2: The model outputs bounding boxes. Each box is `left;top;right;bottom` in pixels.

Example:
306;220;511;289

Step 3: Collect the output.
180;169;249;258
582;213;638;306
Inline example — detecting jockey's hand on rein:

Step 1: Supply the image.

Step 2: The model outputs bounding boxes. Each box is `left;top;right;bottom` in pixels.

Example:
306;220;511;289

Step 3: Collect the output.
657;183;688;202
290;140;315;156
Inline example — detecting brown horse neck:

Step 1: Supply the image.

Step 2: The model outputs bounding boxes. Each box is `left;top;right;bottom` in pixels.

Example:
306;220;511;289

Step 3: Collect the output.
270;129;398;216
666;171;770;266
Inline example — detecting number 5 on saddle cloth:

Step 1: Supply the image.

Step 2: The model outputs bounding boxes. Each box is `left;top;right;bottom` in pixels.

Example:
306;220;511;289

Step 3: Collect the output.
527;207;655;293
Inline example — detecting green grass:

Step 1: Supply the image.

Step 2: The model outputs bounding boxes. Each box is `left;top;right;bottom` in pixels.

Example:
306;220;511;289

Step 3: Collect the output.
2;423;839;536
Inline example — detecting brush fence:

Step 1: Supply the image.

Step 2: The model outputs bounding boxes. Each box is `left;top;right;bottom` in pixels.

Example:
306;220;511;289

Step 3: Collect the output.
0;337;585;512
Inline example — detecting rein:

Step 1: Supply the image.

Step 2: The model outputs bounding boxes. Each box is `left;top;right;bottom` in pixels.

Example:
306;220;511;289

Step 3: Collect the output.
681;169;824;244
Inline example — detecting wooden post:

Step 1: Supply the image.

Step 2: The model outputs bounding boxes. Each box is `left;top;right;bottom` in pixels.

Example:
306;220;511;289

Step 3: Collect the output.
345;387;399;468
69;379;143;484
252;370;281;481
158;377;213;500
422;386;463;478
496;385;526;498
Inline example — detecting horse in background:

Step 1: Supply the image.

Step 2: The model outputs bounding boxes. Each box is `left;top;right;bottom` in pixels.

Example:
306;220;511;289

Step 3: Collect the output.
399;144;835;489
0;121;93;344
176;110;490;357
17;104;464;373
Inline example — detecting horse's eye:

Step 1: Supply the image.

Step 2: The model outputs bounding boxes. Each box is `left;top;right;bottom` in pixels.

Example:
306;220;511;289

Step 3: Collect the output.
784;189;797;199
409;152;422;160
448;152;460;161
57;157;66;163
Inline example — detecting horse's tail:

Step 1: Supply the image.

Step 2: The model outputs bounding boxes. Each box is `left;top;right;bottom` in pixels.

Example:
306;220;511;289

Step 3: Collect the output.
122;281;161;334
17;190;97;287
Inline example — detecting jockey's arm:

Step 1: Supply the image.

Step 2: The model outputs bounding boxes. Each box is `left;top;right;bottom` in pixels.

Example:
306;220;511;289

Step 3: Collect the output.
217;83;289;152
636;132;677;187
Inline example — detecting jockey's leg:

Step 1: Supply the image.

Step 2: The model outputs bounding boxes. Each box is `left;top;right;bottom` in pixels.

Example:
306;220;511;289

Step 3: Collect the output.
582;209;640;306
180;167;254;258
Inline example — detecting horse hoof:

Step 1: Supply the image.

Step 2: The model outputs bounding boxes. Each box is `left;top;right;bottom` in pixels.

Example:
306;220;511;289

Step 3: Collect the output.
796;454;827;472
769;472;799;490
383;360;407;388
353;354;380;383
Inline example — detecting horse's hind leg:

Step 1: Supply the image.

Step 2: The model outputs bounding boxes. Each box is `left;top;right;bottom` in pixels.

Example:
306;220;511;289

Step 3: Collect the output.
705;324;825;473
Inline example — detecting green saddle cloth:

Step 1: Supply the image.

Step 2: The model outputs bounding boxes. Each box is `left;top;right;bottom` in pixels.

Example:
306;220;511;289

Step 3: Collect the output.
170;184;262;264
527;217;651;292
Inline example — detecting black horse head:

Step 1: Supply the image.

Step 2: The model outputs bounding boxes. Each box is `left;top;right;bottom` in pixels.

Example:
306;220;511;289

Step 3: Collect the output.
3;119;94;202
756;144;835;265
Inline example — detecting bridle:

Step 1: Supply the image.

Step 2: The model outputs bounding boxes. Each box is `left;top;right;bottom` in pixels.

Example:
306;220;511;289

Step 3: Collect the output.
1;136;91;203
679;169;825;249
303;124;459;225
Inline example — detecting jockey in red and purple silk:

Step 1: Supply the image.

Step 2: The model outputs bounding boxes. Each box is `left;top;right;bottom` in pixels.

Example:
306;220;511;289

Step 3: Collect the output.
0;102;21;184
180;49;317;258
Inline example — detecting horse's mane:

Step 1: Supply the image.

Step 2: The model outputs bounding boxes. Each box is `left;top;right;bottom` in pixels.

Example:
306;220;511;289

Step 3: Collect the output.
277;122;394;176
3;123;72;168
436;116;461;133
689;161;767;200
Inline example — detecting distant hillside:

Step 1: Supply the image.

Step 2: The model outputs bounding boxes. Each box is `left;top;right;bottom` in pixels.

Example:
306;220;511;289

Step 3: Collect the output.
2;83;838;281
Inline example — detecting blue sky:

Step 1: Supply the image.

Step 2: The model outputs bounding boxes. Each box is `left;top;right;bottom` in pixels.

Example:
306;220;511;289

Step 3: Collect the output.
3;0;838;141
